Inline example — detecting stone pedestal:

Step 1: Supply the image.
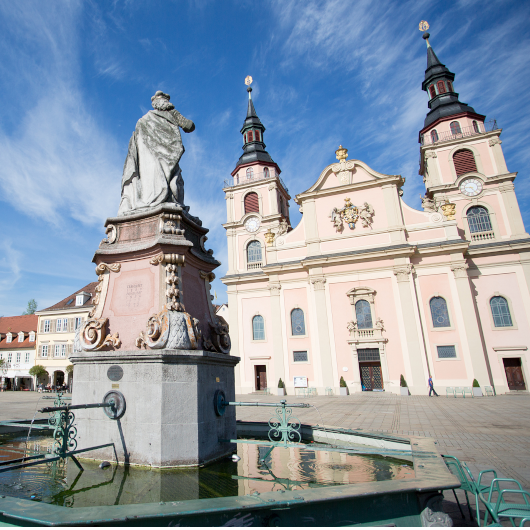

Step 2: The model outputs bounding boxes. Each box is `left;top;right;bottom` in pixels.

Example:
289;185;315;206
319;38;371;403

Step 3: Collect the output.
71;203;239;466
70;349;238;467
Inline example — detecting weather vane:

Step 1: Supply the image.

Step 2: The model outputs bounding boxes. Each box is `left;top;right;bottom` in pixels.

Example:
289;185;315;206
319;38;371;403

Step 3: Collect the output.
245;75;253;86
419;20;429;31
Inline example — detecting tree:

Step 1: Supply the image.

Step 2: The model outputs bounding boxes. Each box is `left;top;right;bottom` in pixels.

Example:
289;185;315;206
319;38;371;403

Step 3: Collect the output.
22;299;38;315
66;365;73;374
29;365;47;378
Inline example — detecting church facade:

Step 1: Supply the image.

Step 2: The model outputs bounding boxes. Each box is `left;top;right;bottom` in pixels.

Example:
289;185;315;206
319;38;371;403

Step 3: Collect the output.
221;33;530;396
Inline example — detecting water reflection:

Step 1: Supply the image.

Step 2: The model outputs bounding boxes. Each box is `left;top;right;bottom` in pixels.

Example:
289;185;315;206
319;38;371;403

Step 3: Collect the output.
0;434;414;507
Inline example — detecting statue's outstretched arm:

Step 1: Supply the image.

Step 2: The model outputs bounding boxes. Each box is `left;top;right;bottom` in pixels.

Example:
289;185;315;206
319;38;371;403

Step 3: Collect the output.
171;109;195;133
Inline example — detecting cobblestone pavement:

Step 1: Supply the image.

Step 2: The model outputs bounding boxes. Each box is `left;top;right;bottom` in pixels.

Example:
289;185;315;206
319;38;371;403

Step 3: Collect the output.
1;391;528;526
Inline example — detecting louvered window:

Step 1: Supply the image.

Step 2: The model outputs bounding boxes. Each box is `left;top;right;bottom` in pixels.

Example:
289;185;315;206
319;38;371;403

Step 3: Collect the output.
447;80;453;92
244;192;259;213
431;129;439;143
467;206;492;233
429;85;436;98
355;300;373;329
437;81;446;94
247;240;262;263
490;296;513;327
473;121;479;133
255;130;260;142
248;131;253;142
453;149;477;176
450;121;462;135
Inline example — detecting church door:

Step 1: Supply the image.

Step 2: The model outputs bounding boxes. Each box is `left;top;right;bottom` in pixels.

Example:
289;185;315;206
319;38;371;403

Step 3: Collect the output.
358;349;383;391
255;365;267;391
503;358;526;390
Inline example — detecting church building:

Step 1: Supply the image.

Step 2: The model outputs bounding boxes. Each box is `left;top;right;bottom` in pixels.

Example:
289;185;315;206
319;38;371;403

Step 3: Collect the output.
221;31;530;396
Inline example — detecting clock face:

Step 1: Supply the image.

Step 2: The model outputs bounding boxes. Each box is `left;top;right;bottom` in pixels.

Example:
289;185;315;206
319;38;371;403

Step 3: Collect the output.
460;178;483;197
244;216;260;233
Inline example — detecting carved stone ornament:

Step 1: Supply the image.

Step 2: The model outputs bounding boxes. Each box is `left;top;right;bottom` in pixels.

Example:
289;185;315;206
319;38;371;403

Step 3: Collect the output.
489;137;502;147
429;212;444;224
207;315;231;354
268;183;277;191
331;146;355;184
104;224;117;244
346;321;357;332
264;228;275;246
424;150;437;159
225;192;234;199
268;282;282;294
89;263;121;318
330;198;374;232
440;202;456;221
158;212;184;236
79;318;121;351
420;194;438;213
136;306;200;350
310;277;326;290
199;235;214;256
451;262;469;279
165;264;185;311
393;264;414;282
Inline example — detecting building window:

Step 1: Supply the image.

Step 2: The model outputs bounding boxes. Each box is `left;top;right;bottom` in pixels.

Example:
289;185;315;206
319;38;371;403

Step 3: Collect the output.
54;344;61;357
29;332;35;342
42;345;48;358
450;121;462;135
429;85;436;98
6;333;12;343
244;191;259;213
473;120;479;133
16;353;21;363
430;129;439;143
357;348;380;362
437;345;457;359
355;300;373;329
255;130;260;142
247;240;262;265
252;315;265;341
7;353;12;363
437;80;446;94
75;317;83;330
490;296;513;327
430;297;451;327
60;344;67;357
246;167;253;180
18;332;24;342
56;318;68;332
467;206;492;233
248;131;253;142
447;80;453;92
453;149;478;176
263;167;269;179
291;309;306;336
25;352;30;363
44;320;50;333
293;351;308;362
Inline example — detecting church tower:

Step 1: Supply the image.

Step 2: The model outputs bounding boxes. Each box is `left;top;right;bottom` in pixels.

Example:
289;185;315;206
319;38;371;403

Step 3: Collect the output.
418;29;527;242
223;79;291;276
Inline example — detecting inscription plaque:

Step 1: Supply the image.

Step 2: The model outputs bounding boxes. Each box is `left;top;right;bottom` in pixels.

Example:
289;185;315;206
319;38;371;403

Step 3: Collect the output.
107;365;124;382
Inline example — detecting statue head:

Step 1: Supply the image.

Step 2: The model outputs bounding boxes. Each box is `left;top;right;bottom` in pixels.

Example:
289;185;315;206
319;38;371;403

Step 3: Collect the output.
151;90;175;111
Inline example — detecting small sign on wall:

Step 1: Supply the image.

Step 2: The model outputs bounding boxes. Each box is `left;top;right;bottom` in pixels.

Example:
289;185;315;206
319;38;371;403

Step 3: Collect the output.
294;376;308;388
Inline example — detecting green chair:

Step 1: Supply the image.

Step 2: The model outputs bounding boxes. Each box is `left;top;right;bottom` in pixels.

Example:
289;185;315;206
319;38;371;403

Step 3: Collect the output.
484;385;495;396
446;386;455;398
463;386;474;398
483;483;530;527
442;455;474;520
325;387;333;396
454;386;465;398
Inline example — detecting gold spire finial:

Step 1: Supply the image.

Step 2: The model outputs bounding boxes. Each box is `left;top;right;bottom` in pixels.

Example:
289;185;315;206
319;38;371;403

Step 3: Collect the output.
336;145;348;162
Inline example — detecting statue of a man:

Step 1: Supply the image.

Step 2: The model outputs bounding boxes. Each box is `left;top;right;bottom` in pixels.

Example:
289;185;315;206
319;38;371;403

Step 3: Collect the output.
118;91;195;216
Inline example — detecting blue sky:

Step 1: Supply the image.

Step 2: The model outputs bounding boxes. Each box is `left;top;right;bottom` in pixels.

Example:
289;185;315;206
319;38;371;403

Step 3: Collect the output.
1;0;529;315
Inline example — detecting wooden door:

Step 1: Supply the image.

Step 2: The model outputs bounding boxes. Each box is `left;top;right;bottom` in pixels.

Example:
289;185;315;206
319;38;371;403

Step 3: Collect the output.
359;362;384;391
503;358;526;390
255;365;267;390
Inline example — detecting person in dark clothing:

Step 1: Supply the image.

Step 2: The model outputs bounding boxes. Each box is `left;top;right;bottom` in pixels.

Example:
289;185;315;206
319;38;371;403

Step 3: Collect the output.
428;376;438;396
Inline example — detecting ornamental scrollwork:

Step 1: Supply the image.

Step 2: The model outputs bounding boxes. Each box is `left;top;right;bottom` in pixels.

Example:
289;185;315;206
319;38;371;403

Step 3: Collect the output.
89;263;121;318
208;315;231;354
450;263;469;279
393;265;414;282
166;264;185;311
104;224;117;244
79;318;121;351
329;198;374;232
310;277;326;290
440;202;456;220
424;150;437;159
331;145;355;185
489;137;502;147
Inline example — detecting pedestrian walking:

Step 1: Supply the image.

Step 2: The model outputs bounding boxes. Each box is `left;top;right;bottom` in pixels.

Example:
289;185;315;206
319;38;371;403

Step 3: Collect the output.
428;375;438;396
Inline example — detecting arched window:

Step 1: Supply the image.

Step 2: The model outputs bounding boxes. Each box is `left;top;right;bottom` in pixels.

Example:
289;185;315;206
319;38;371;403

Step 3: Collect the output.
246;167;254;180
490;296;513;327
447;80;453;92
429;85;436;98
248;131;253;142
355;300;373;329
450;121;462;135
244;191;259;213
252;315;265;340
467;206;492;233
437;81;446;94
263;167;269;179
473;120;479;133
430;297;451;328
453;149;477;176
291;309;306;336
431;129;439;143
247;240;262;264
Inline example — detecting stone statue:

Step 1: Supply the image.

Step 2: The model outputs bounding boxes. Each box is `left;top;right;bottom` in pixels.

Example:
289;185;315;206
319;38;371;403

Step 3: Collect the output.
359;202;375;228
118;91;195;216
420;194;437;213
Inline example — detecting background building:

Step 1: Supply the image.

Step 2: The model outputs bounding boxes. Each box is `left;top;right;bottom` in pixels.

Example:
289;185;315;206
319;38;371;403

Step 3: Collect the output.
0;315;38;391
35;282;97;389
222;33;530;396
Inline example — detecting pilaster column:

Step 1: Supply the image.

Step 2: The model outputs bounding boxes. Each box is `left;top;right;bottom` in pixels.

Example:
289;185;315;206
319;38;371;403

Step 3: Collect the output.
226;229;238;274
348;343;363;393
225;192;234;223
519;252;530;297
393;265;427;392
489;137;508;174
302;199;321;256
424;150;440;186
382;184;405;243
268;183;279;215
268;282;286;386
310;276;334;391
498;182;527;236
450;262;491;384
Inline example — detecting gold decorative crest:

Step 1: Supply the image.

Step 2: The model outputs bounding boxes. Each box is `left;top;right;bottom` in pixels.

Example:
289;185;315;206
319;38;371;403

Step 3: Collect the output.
329;198;375;232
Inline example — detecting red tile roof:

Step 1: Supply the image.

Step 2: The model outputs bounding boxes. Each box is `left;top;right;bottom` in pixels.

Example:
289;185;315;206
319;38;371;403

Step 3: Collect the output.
41;282;98;312
0;315;38;350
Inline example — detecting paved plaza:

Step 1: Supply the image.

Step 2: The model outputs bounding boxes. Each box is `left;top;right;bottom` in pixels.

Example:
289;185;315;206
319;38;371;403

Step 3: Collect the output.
1;391;529;525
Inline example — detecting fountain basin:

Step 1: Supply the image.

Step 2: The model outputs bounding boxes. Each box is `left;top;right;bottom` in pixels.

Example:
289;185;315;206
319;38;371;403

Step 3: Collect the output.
0;422;457;527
